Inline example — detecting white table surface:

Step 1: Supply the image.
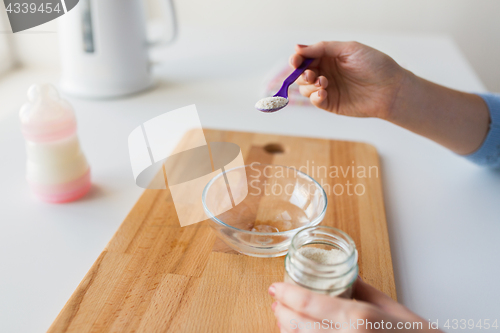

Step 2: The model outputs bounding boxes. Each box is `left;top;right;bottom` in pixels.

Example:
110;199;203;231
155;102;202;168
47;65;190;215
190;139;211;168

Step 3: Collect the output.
1;27;499;332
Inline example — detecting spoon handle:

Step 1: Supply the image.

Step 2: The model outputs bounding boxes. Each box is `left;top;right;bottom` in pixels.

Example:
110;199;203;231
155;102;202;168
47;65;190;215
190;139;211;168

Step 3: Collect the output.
274;58;314;99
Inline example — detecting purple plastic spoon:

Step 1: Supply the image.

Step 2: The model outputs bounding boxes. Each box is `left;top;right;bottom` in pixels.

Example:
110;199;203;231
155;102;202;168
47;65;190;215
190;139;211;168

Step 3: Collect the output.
255;58;314;113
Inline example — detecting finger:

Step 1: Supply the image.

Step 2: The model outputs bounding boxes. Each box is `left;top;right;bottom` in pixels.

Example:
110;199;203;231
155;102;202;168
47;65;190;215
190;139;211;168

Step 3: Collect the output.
299;85;319;98
289;53;304;69
290;52;321;69
280;325;291;333
276;317;291;333
296;70;318;85
274;302;327;333
353;277;395;309
295;41;358;59
270;282;353;322
353;277;418;320
298;77;328;98
310;89;328;110
316;76;328;89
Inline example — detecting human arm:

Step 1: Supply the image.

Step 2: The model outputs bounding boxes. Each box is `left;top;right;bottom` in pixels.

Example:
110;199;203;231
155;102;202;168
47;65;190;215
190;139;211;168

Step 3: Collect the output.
291;42;492;156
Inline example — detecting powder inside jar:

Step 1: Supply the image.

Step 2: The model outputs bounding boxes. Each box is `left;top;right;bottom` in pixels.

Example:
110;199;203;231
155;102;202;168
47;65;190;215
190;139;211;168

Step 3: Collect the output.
255;96;288;111
298;247;347;265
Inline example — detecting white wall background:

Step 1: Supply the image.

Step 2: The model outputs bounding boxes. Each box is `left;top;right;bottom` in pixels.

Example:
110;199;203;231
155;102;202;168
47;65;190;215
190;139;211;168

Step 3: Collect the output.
0;5;16;75
5;0;500;92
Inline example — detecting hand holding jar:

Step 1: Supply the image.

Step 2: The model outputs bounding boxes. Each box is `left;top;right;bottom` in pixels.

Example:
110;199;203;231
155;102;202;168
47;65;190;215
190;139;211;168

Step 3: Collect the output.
272;226;444;332
268;277;443;332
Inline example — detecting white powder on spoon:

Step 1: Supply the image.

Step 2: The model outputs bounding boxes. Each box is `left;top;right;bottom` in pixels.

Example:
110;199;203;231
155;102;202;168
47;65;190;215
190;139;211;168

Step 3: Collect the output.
299;247;347;265
255;96;288;111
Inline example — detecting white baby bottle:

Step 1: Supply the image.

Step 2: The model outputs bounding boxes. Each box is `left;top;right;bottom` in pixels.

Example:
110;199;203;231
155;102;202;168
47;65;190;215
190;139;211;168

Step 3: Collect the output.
19;84;91;203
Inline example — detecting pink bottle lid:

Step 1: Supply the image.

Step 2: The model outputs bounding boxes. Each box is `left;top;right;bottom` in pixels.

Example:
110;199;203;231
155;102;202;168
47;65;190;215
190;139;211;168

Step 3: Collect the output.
19;84;77;142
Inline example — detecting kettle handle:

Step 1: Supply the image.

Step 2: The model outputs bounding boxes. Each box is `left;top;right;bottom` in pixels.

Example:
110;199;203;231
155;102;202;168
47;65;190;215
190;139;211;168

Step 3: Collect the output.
147;0;178;47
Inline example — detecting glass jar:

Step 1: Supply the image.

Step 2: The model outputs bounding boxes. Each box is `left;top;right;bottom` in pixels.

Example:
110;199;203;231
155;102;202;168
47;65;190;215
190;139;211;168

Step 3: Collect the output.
284;226;358;297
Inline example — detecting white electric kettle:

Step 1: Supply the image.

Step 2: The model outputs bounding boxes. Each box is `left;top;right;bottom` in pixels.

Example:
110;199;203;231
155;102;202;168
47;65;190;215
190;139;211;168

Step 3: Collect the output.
58;0;177;99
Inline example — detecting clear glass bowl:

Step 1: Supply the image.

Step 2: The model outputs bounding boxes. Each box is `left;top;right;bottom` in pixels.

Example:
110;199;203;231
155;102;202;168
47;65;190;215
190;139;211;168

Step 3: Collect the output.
202;164;327;257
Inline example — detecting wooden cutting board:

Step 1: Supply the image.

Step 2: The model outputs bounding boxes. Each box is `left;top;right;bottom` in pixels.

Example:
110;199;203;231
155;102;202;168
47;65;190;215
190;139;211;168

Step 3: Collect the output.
48;129;396;333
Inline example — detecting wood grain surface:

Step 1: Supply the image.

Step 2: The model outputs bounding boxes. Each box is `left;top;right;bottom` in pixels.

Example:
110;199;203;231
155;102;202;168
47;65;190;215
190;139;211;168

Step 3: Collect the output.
48;129;396;333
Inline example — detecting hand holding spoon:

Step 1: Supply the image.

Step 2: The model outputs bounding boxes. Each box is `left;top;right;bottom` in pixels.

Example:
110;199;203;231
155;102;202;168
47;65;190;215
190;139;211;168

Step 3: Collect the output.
255;58;314;113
